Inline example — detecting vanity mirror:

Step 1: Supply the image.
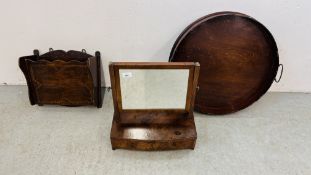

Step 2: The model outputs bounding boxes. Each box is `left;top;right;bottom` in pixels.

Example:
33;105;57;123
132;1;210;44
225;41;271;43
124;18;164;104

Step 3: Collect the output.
109;62;200;151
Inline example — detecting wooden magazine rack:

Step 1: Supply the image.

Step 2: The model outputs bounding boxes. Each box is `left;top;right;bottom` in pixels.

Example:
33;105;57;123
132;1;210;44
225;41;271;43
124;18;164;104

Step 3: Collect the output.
19;49;102;108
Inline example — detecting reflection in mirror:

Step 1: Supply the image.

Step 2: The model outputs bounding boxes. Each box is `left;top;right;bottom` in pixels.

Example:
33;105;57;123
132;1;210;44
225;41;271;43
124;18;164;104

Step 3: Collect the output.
119;69;189;109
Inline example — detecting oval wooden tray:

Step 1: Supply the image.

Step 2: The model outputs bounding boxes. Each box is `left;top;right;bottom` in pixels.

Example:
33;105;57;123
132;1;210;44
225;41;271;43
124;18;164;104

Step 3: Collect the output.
170;12;280;115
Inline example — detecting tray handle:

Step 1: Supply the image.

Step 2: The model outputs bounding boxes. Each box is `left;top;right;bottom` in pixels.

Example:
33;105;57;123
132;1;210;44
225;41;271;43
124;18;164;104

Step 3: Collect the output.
274;64;283;83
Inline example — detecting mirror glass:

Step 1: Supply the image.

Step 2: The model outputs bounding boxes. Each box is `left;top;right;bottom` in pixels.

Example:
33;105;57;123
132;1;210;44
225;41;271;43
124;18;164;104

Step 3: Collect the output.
119;69;189;109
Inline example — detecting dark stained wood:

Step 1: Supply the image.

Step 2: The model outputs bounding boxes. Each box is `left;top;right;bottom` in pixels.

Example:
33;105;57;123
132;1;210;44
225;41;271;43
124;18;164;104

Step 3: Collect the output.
19;49;102;108
109;62;120;116
170;11;280;115
119;109;189;125
110;113;197;151
110;62;197;69
109;62;200;151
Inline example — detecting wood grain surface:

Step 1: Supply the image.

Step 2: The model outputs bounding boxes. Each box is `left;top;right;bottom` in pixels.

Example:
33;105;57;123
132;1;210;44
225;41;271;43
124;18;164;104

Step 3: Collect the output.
170;12;280;115
19;49;102;107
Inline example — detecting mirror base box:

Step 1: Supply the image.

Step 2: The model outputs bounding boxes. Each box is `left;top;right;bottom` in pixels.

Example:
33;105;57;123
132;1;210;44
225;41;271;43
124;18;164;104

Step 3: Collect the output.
110;111;196;151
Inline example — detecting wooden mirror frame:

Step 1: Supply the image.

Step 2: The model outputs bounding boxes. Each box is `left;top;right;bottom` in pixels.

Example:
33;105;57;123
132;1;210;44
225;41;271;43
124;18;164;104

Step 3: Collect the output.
109;62;200;151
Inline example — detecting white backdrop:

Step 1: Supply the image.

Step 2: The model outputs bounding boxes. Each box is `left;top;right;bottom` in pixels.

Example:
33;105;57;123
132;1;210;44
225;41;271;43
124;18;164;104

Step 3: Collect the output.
0;0;310;92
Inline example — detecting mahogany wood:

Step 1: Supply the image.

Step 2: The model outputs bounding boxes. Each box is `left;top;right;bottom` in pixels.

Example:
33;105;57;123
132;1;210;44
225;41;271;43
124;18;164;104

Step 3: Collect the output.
109;62;200;151
170;11;280;115
119;109;189;125
19;49;102;108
